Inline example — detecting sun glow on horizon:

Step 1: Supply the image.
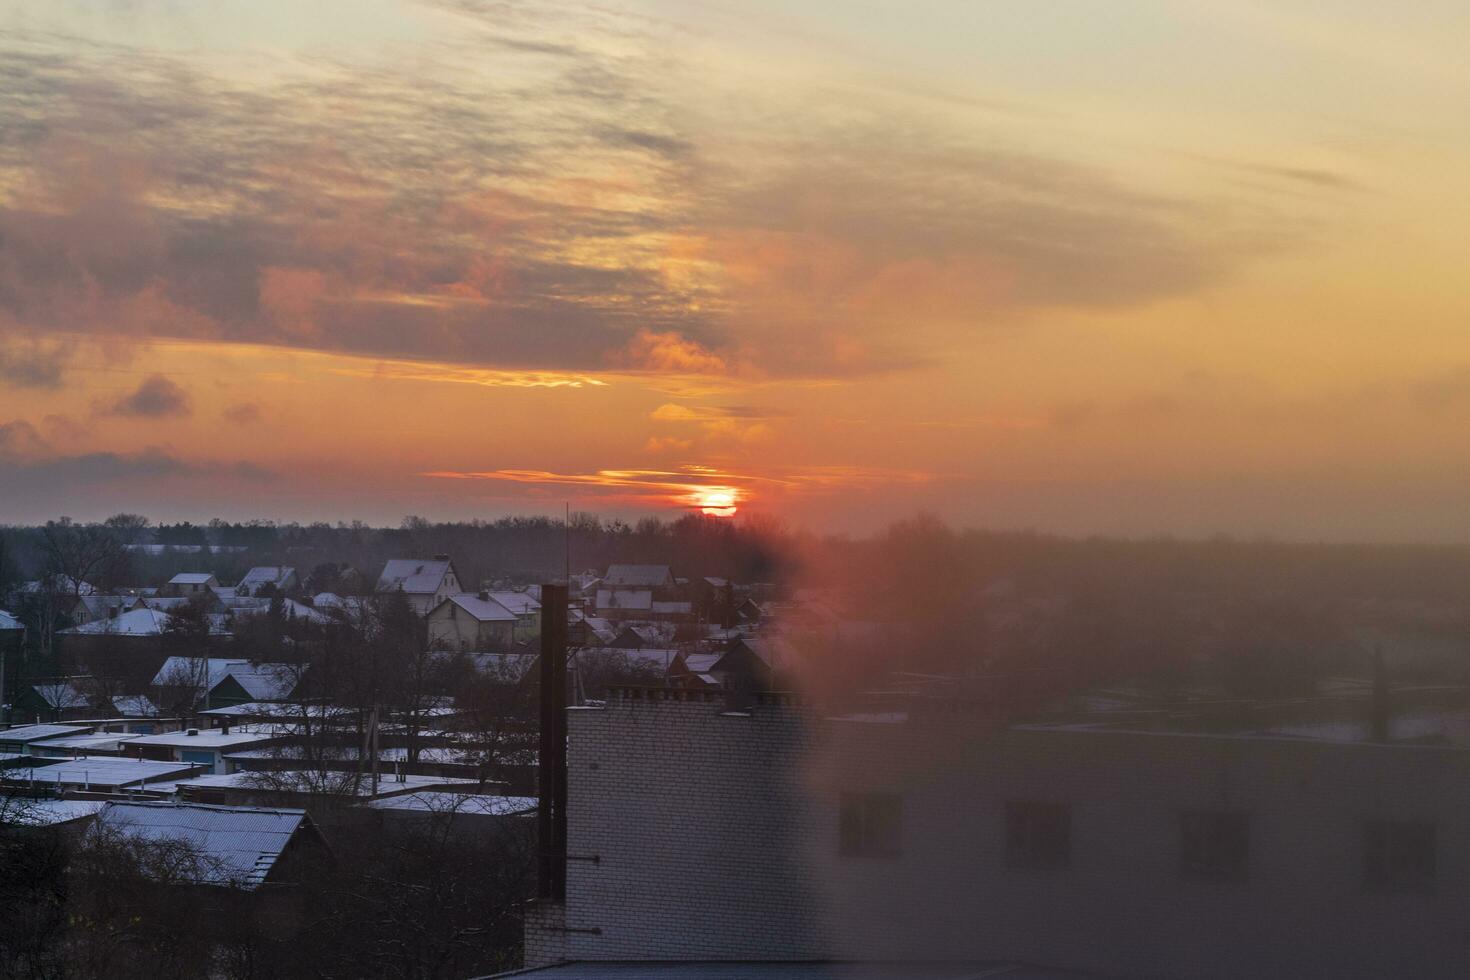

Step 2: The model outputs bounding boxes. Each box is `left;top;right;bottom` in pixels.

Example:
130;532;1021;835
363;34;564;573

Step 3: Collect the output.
697;487;739;518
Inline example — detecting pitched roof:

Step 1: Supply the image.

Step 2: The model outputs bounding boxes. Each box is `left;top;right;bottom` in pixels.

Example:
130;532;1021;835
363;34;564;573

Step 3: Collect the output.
597;589;653;611
0;609;21;630
486;590;540;616
112;694;160;717
154;656;230;689
19;576;96;596
94;801;318;889
215;662;299;701
603;564;673;587
435;593;518;622
61;607;173;636
30;680;93;710
168;572;216;585
376;558;455;595
237;566;296;590
72;595;142;619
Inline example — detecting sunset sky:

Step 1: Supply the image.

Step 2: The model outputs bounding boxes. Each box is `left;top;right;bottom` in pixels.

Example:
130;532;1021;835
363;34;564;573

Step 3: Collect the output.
2;1;1469;538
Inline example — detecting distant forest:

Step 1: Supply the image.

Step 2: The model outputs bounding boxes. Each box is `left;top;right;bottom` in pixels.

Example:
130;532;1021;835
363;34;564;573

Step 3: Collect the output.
6;511;1470;603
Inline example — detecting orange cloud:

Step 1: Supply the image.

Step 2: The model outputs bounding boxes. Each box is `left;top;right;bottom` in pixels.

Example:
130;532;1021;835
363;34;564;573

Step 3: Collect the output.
622;330;728;376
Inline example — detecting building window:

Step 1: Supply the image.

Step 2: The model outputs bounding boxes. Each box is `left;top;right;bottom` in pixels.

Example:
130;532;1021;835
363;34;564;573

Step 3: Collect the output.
838;792;902;858
1180;811;1249;882
1364;821;1435;894
1006;801;1071;870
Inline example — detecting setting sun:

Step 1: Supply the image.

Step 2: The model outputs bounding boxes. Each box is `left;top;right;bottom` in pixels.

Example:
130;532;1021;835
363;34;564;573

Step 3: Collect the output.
698;488;738;518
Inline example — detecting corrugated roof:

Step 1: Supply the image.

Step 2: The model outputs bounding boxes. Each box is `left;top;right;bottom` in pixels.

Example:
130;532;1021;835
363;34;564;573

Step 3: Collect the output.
3;758;202;787
95;801;313;889
363;792;536;816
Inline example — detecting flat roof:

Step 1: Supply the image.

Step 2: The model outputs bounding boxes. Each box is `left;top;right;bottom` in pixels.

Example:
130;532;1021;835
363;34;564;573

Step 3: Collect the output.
2;758;203;787
0;724;91;744
127;730;284;749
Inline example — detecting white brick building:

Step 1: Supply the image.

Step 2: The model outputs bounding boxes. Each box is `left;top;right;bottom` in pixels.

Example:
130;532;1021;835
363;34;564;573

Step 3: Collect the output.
526;689;1470;979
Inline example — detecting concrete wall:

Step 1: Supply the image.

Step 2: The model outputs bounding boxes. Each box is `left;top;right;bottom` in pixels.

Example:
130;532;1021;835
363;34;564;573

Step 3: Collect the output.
527;691;1470;979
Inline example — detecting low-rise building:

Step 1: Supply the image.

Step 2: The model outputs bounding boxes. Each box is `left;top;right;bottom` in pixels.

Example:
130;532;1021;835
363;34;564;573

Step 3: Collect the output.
525;689;1470;980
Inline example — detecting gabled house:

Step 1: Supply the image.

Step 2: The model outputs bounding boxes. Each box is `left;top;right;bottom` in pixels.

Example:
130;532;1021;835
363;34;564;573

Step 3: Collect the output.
67;595;145;627
93;801;330;890
14;678;98;723
375;557;463;615
235;566;298;598
602;564;676;589
485;590;542;640
427;593;519;651
150;657;299;712
161;573;220;597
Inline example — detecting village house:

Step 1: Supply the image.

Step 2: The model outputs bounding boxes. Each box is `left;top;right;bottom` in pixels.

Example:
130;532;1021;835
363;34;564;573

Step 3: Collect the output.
426;592;519;651
93;801;330;890
235;566;299;598
375;557;464;615
161;572;220;597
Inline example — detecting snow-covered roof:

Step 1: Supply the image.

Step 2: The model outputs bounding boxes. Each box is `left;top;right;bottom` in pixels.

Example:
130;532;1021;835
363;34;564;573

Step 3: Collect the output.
61;607;173;636
95;801;317;889
33;732;142;752
153;656;230;689
128;728;283;750
574;647;684;673
3;799;105;827
462;652;538;682
169;572;217;585
312;592;345;608
376;558;454;595
683;653;722;673
221;663;299;701
0;609;22;631
72;595;143;619
30;680;93;710
19;576;96;596
2;758;203;788
362;792;536;816
486;590;540;616
143;596;194;611
112;694;160;717
237;566;296;591
603;564;673;587
222;597;333;626
0;723;90;744
597;589;653;611
651;600;692;615
435;593;518;622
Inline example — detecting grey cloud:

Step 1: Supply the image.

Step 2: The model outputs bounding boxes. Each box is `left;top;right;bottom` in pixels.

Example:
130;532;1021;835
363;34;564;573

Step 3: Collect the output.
103;375;192;418
0;14;1276;382
222;402;262;424
0;334;70;387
